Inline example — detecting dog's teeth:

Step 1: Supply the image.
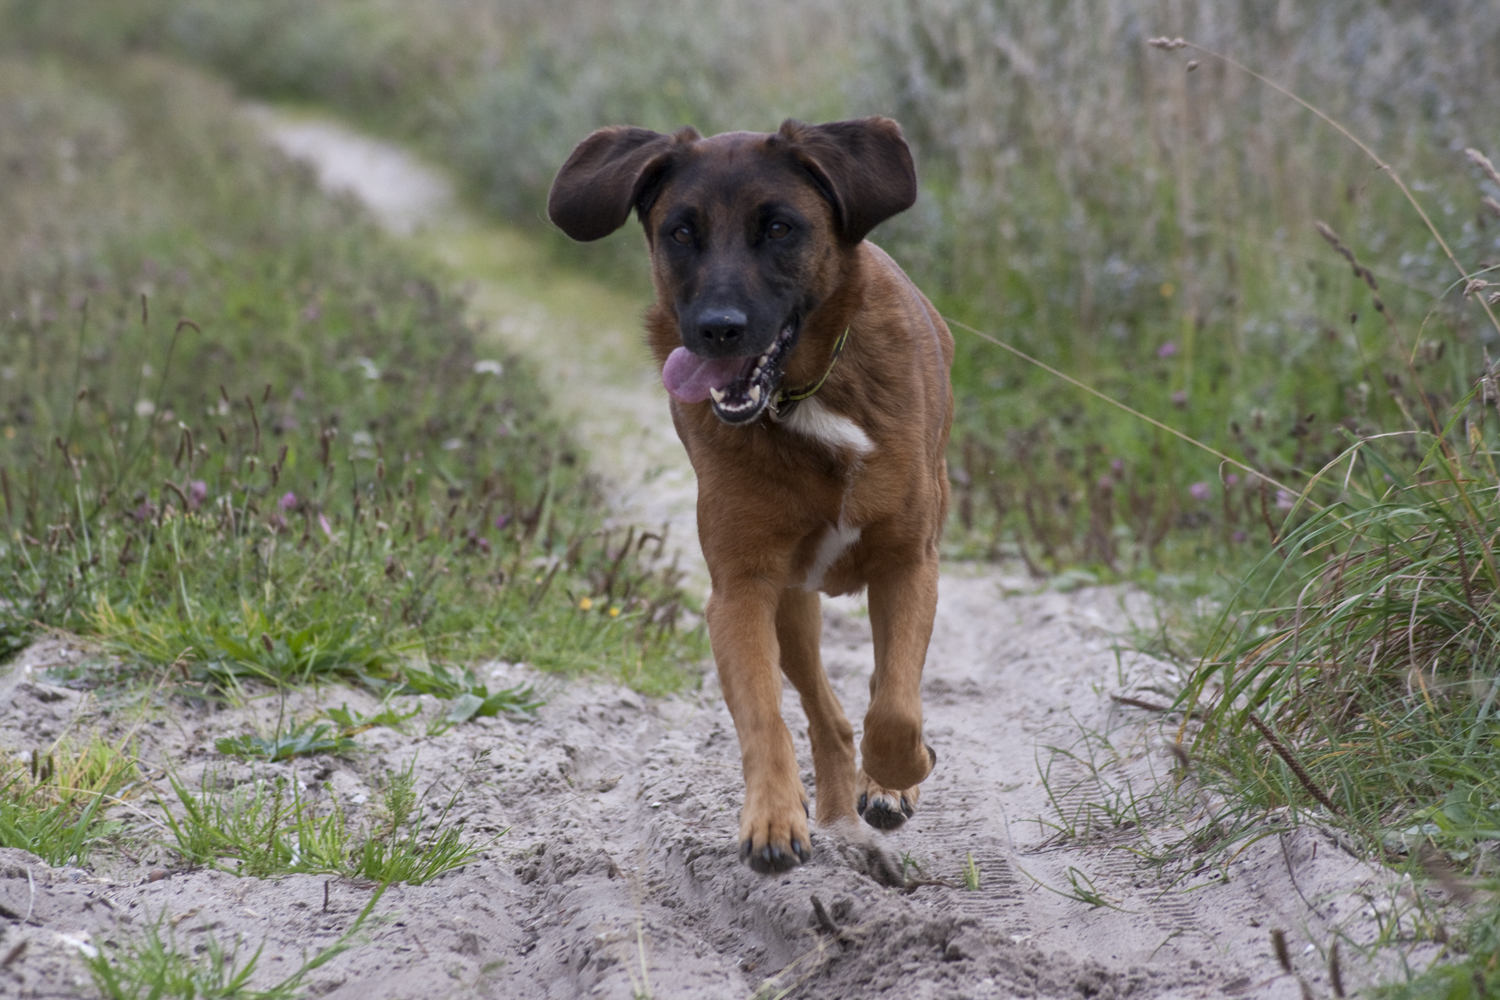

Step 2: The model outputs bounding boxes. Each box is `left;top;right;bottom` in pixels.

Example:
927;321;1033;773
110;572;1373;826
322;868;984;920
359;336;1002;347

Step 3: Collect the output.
752;367;761;380
710;388;725;403
749;385;761;403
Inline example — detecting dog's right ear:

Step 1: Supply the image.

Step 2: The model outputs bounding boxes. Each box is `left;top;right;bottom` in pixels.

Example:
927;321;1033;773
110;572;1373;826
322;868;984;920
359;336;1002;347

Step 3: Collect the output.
548;126;695;242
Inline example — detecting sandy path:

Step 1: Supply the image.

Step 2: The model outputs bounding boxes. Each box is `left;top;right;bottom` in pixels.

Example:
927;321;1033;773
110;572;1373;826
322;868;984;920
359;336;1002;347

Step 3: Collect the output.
0;112;1417;999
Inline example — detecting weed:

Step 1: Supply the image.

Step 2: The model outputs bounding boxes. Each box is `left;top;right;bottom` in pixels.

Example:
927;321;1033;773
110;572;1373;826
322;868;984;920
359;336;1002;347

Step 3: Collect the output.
214;719;361;762
323;701;420;735
961;852;981;891
87;885;387;1000
159;758;488;883
87;917;288;1000
396;661;542;732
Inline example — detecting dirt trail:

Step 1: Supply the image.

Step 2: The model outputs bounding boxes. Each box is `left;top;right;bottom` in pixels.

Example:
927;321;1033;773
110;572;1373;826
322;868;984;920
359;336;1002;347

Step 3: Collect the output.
0;112;1417;999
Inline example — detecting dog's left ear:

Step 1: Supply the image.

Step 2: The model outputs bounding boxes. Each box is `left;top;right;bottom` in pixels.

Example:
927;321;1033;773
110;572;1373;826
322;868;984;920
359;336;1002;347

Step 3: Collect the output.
776;117;917;245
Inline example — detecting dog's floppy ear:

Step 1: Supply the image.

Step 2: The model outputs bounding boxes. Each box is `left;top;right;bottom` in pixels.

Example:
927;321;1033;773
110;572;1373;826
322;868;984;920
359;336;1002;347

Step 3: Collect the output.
548;126;695;242
776;117;917;245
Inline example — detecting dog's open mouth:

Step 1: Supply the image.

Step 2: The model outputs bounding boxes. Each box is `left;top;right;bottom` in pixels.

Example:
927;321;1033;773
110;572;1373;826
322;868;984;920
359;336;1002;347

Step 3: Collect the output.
662;323;797;425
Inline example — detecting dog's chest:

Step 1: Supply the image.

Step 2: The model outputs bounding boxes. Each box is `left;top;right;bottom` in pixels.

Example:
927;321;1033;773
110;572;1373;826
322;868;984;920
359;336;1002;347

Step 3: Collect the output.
780;397;874;457
776;398;876;593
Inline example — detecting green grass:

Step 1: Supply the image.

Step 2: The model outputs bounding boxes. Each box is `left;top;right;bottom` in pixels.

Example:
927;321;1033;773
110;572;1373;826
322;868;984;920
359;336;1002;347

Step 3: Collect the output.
0;53;703;697
161;755;488;883
87;885;387;1000
0;736;139;866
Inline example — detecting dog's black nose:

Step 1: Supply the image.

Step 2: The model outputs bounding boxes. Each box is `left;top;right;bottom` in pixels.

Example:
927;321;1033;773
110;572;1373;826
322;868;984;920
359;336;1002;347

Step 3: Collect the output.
697;308;746;346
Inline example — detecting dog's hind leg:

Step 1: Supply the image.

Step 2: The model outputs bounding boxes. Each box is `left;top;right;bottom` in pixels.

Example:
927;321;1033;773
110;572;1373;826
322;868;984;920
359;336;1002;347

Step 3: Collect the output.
708;579;813;873
857;550;939;831
776;587;857;827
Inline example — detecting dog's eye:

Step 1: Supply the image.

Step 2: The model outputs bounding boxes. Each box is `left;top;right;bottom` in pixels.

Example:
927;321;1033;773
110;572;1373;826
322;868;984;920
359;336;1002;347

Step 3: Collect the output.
671;225;694;245
767;221;791;240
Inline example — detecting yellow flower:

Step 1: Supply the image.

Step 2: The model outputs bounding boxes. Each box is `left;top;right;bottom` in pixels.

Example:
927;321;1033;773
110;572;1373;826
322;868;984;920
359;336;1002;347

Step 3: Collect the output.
579;597;593;611
608;606;620;617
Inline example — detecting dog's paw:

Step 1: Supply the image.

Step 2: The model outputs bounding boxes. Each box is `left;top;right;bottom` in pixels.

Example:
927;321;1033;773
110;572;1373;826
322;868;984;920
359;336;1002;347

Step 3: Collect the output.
739;789;813;874
855;743;936;832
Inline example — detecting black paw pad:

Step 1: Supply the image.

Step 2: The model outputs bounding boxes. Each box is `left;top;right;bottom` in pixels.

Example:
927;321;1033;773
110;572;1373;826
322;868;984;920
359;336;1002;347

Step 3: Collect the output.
861;795;909;831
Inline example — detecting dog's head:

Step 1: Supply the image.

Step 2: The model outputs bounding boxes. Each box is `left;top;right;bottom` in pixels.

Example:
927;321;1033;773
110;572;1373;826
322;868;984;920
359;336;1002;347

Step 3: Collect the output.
548;118;916;424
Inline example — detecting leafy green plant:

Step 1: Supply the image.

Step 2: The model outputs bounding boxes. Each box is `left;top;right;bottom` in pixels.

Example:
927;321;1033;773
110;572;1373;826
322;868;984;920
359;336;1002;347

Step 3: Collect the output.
215;719;361;762
396;661;543;731
323;701;421;734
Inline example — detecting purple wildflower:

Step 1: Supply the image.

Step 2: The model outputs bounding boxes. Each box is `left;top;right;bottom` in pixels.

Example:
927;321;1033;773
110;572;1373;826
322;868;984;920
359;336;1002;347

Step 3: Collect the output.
1225;473;1240;486
494;514;510;530
1231;530;1246;544
1110;458;1124;474
189;480;207;510
1157;341;1178;358
318;514;333;540
1189;481;1211;501
1171;390;1188;408
1275;490;1295;511
279;491;297;512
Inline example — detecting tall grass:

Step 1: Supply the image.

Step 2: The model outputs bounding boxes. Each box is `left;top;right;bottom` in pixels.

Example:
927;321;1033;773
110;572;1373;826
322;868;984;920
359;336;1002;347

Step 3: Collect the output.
13;0;1499;572
1174;119;1500;994
0;54;702;693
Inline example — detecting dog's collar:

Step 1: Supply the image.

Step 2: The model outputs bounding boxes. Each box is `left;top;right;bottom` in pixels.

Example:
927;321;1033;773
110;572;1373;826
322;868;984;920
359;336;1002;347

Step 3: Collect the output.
768;325;850;422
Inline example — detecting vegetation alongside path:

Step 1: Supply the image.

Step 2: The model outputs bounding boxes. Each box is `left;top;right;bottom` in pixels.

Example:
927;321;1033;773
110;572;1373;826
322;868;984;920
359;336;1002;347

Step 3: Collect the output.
0;54;700;696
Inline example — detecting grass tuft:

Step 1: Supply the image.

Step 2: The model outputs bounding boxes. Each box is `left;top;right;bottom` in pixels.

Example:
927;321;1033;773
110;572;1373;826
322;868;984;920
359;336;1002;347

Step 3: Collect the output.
159;755;489;883
0;736;139;866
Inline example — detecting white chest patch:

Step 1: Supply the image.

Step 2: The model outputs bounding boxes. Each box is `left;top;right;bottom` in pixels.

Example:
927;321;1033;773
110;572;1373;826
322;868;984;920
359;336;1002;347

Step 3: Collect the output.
802;520;862;592
782;397;874;456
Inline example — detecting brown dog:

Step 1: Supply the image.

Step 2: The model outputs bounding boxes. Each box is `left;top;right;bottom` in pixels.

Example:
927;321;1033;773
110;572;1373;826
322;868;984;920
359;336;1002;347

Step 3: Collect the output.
548;118;952;873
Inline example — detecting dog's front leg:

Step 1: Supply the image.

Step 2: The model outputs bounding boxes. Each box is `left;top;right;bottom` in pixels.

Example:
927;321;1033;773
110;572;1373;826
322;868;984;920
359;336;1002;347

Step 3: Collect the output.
708;578;812;872
857;550;939;831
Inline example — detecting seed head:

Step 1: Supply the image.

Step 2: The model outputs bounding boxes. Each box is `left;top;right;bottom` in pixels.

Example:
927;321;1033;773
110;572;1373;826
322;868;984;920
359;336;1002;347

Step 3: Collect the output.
1271;929;1291;972
1315;221;1380;293
1148;36;1189;50
1467;148;1500;188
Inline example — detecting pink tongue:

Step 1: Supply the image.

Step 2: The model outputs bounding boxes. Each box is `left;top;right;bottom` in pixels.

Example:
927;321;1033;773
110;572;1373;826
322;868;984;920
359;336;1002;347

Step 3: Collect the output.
662;347;745;403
